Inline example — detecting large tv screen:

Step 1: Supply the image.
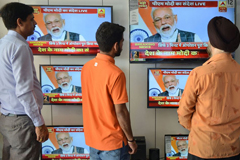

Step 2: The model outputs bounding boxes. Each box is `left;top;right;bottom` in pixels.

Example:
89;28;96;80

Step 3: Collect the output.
41;126;89;160
40;65;83;105
27;5;112;55
165;134;189;160
130;0;235;62
148;68;191;108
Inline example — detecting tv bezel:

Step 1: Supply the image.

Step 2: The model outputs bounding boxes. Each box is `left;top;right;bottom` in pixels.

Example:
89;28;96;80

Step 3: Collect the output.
39;64;83;105
147;68;192;108
41;125;89;160
29;5;113;56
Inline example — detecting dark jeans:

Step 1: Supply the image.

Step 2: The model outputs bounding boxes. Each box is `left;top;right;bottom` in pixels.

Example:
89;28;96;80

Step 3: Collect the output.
0;114;41;160
188;153;240;160
90;142;130;160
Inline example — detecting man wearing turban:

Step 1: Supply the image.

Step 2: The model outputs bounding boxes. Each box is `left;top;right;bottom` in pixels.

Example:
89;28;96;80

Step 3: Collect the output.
178;16;240;160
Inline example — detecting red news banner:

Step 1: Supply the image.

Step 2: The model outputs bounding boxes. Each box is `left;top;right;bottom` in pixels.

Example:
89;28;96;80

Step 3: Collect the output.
44;93;82;104
131;42;209;59
149;70;190;107
166;156;187;160
148;1;218;7
42;154;89;159
29;41;99;55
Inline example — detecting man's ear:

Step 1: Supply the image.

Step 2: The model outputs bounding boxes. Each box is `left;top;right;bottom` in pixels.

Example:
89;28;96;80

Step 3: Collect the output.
16;18;23;28
113;42;118;52
175;15;178;23
62;19;65;26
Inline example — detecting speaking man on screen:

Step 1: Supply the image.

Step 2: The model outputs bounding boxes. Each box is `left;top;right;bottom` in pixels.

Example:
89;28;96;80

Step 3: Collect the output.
38;13;86;41
158;75;183;96
173;140;188;157
52;132;88;154
51;72;81;93
144;7;201;42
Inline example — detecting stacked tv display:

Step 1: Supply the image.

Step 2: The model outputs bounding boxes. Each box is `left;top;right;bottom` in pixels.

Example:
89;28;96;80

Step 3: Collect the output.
129;0;235;109
27;5;113;160
130;0;235;160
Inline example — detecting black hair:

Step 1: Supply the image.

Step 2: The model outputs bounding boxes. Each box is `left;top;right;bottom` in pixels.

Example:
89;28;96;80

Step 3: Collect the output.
96;22;125;52
0;2;34;29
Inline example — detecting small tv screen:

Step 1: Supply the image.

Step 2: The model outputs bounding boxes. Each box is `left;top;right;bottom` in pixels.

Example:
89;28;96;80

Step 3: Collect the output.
27;5;112;55
41;126;89;160
148;68;191;108
130;0;235;62
165;134;189;160
40;65;83;105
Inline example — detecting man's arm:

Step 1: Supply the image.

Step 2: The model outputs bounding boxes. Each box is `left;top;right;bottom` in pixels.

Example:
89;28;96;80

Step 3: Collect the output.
177;70;199;130
115;103;137;154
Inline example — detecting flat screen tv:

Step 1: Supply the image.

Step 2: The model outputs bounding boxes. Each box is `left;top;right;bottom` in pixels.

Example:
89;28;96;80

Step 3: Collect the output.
41;125;89;160
130;0;235;62
40;65;83;105
148;68;192;108
165;134;189;160
27;5;112;55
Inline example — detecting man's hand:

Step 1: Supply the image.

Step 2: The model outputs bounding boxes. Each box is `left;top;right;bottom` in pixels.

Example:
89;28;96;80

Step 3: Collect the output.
65;31;72;41
72;86;77;93
177;33;181;42
35;124;49;143
72;146;78;154
128;141;138;154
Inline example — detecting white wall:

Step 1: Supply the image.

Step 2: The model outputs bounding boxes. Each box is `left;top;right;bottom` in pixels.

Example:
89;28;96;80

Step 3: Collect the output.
0;0;240;159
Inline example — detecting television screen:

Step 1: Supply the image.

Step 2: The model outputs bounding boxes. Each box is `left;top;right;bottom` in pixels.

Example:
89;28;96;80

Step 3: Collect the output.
165;134;189;160
41;126;89;160
148;68;191;108
40;65;83;105
27;5;112;55
130;0;235;62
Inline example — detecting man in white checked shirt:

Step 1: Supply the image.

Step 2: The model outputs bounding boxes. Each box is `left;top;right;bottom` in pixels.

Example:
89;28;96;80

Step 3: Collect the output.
0;2;48;160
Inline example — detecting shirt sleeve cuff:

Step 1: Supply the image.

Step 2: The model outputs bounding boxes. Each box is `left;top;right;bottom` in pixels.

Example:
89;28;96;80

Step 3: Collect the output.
32;114;45;127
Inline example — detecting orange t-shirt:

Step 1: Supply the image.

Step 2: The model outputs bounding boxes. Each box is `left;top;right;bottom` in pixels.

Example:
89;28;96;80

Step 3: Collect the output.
81;53;128;150
178;53;240;158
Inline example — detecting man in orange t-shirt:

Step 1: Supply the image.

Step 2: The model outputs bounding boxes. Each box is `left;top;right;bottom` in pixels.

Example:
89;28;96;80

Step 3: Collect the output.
81;22;137;160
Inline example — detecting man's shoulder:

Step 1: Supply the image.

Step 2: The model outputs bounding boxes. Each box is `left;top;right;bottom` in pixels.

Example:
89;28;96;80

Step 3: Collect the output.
68;31;80;36
178;29;195;35
51;148;62;154
38;34;52;41
173;152;181;156
76;146;84;150
75;146;85;153
86;57;124;74
144;33;160;42
75;85;81;89
158;91;168;96
2;34;28;48
51;87;61;93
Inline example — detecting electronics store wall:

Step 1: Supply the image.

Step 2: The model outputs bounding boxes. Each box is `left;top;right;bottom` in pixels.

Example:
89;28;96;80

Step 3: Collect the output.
0;0;240;159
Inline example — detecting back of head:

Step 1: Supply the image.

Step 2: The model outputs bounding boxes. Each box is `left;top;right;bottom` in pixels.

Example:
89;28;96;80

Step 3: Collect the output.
0;2;33;30
96;22;125;52
207;16;240;53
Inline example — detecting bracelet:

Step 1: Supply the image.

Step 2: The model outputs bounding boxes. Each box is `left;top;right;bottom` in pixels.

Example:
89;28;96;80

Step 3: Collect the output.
127;139;135;143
